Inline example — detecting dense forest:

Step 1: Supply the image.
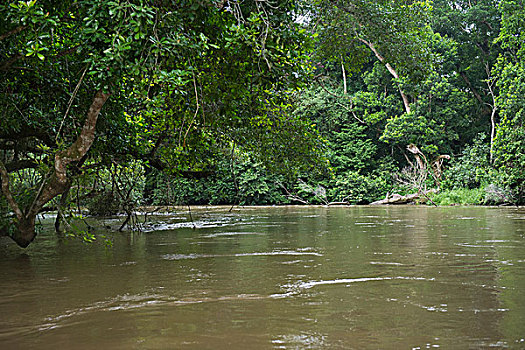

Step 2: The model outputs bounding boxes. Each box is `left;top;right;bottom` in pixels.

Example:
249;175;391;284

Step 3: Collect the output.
1;0;524;247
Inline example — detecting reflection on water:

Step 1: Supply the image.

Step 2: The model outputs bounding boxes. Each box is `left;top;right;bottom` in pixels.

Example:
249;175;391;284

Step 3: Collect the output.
1;206;524;349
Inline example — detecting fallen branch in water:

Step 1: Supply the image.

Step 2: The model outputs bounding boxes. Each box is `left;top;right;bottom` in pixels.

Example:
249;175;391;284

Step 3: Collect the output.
370;189;437;205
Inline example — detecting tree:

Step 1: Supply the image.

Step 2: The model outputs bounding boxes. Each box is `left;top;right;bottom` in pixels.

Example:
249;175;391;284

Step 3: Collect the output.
311;0;434;114
0;0;322;247
492;0;525;202
431;0;501;161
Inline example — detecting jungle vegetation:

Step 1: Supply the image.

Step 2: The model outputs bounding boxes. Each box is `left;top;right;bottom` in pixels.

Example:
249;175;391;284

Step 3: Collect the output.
1;0;524;247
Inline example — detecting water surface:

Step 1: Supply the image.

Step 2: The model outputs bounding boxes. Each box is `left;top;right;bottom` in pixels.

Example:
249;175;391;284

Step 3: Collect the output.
1;206;525;349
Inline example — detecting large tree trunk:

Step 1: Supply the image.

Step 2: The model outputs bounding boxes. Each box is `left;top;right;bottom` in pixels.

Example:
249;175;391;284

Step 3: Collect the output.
10;216;36;248
489;104;497;164
0;91;110;248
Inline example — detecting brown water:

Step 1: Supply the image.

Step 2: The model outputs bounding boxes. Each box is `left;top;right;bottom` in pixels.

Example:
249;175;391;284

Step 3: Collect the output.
1;206;525;349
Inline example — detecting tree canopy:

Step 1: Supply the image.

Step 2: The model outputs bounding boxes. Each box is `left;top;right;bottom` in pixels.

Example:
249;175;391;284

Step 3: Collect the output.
0;0;321;247
1;0;524;248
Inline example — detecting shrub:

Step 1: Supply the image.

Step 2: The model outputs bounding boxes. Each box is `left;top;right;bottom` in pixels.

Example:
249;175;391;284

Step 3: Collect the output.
330;170;391;204
429;188;484;206
441;133;490;190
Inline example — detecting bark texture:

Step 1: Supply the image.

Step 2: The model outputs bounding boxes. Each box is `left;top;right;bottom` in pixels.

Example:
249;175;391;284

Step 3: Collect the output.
0;91;109;247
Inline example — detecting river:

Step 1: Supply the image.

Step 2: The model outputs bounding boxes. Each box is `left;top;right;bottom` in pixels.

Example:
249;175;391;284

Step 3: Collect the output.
1;206;525;349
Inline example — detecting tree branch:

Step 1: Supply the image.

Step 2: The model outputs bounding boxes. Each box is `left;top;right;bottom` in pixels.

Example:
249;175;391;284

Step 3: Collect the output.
313;75;367;125
5;160;38;172
314;74;346;99
0;25;26;41
356;36;411;114
458;71;486;108
55;91;110;182
27;90;110;217
0;126;55;147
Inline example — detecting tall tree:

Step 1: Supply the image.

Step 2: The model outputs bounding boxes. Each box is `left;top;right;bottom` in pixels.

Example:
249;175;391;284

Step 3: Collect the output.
311;0;434;114
431;0;501;159
492;0;525;202
0;0;320;247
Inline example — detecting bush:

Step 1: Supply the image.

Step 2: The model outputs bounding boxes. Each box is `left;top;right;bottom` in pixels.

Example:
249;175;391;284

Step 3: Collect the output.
441;133;490;190
150;156;289;205
429;188;484;206
330;171;391;204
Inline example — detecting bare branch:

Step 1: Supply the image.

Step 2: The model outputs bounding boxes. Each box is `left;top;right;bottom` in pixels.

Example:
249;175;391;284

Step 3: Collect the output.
56;64;89;142
182;72;200;147
356;37;411;114
4;160;38;172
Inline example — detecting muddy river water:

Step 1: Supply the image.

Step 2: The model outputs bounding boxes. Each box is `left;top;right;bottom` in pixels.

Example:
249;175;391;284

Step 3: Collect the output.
1;206;525;349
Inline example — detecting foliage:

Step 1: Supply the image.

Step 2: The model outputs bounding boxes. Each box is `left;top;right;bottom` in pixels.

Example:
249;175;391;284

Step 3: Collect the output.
151;154;289;206
86;191;120;217
2;0;525;247
492;58;525;202
311;0;435;82
429;188;485;206
492;0;525;203
0;0;324;246
380;33;475;157
441;134;491;190
329;170;391;204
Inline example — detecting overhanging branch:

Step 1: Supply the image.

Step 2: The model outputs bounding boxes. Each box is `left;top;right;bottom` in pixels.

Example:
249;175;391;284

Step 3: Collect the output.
27;90;110;217
0;25;27;41
5;160;39;172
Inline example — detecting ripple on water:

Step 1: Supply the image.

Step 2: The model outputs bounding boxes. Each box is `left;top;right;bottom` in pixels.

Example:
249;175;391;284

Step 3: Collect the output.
234;251;321;257
161;250;323;260
291;276;434;290
201;232;264;238
36;291;292;334
37;293;171;332
369;261;406;266
456;242;519;248
141;215;257;232
272;333;327;349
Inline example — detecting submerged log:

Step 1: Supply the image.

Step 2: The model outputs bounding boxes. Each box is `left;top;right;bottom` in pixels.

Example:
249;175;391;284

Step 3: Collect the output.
370;189;437;205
